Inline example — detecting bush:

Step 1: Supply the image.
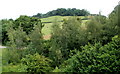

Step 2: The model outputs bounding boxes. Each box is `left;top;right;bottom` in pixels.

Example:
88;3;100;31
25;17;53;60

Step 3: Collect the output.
21;53;53;72
2;48;21;65
2;64;27;72
58;35;120;73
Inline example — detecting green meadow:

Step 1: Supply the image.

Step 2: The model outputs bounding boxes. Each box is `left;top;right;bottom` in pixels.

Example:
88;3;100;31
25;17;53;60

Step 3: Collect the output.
41;16;90;38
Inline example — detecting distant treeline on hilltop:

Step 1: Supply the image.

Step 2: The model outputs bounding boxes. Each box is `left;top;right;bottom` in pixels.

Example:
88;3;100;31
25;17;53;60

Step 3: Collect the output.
33;8;90;18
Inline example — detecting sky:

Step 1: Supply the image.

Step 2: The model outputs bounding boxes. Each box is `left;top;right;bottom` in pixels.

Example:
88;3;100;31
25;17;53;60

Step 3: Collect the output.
0;0;119;19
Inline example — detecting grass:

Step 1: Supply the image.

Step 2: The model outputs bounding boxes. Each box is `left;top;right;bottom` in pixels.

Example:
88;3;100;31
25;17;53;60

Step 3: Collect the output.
41;16;91;39
41;16;86;23
42;23;52;36
41;16;62;23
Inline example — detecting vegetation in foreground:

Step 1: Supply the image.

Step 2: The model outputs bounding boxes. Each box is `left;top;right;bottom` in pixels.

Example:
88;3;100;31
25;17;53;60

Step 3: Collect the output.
1;5;120;73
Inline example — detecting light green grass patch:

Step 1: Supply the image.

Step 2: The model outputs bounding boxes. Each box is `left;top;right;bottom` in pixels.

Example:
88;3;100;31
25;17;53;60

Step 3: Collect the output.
41;16;90;37
41;16;85;23
42;23;53;35
41;16;63;23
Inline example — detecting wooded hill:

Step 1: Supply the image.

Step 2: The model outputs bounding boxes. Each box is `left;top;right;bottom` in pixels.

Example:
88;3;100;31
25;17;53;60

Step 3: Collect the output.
33;8;90;18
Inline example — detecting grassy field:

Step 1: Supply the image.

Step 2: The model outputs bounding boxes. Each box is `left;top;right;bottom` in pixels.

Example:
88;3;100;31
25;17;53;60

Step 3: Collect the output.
42;23;52;36
41;16;90;39
41;16;85;23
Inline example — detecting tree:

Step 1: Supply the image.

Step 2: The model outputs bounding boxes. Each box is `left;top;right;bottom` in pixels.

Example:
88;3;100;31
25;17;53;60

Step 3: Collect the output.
97;4;120;44
7;25;27;50
14;15;41;34
33;13;43;18
49;20;63;66
57;35;120;73
86;15;106;44
1;19;14;45
29;20;44;54
6;15;44;49
50;17;87;65
33;8;90;18
108;4;120;36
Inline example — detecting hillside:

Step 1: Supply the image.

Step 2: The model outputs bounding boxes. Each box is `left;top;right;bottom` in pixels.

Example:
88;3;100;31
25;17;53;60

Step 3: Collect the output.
41;16;92;39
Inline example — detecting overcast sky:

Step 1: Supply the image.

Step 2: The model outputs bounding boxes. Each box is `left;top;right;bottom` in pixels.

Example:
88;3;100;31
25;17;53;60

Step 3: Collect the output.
0;0;119;19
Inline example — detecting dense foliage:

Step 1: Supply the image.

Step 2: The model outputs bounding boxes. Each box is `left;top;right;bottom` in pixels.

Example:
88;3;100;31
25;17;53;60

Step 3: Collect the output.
1;4;120;73
1;16;43;45
55;35;120;72
50;17;87;66
3;53;53;72
21;53;53;72
0;19;13;45
33;8;90;18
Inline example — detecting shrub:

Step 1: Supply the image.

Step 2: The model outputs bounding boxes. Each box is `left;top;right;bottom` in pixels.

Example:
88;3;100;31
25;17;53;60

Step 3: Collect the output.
2;64;27;72
21;53;53;72
58;35;120;73
2;48;21;65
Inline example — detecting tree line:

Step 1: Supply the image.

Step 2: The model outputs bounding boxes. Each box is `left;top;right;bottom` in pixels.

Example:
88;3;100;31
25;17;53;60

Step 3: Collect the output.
33;8;90;18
